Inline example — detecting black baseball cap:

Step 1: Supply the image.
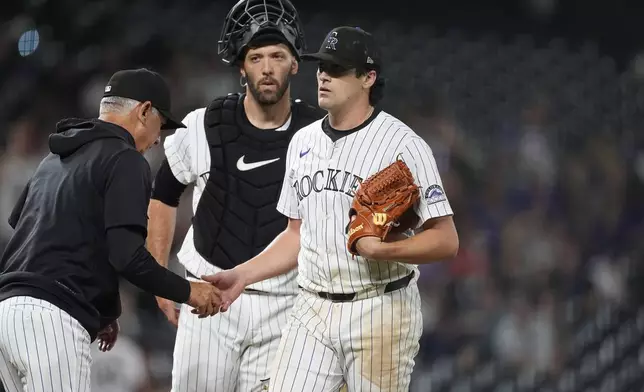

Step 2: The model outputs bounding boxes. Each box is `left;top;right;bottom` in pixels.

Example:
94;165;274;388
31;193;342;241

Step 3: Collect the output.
301;26;381;71
102;68;185;130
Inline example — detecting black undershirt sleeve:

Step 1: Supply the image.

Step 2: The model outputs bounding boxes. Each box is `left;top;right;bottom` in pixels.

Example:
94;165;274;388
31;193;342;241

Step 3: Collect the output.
103;150;190;303
151;158;188;207
106;226;190;303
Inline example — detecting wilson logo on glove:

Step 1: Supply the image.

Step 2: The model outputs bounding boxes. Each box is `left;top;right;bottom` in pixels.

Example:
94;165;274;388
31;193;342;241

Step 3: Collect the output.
372;213;387;226
347;223;364;237
345;160;420;256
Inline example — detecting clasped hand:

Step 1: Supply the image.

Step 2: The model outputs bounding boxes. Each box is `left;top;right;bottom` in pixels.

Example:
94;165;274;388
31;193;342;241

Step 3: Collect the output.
200;268;246;308
157;273;246;326
186;268;253;317
185;281;230;319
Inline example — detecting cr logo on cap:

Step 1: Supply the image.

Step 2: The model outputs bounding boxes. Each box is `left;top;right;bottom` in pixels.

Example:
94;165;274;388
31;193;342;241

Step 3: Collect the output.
325;31;338;51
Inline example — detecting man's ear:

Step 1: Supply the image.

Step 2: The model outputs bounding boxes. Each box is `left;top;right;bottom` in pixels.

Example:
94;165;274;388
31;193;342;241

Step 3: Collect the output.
363;70;377;89
291;59;299;75
138;101;153;123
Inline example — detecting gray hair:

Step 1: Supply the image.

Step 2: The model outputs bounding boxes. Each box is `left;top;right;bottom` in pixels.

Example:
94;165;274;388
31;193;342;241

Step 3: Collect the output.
99;96;159;117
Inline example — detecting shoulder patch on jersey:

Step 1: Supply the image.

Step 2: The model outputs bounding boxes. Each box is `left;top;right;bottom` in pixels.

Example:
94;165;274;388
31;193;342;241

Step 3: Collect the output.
424;184;446;204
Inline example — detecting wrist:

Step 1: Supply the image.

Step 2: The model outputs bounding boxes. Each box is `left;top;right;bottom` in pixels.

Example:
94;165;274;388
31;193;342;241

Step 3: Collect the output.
374;241;396;260
233;264;251;287
182;280;193;304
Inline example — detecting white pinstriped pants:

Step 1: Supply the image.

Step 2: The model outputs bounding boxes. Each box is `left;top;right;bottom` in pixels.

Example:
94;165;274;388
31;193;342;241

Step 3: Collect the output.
171;289;296;392
0;296;92;392
269;283;423;392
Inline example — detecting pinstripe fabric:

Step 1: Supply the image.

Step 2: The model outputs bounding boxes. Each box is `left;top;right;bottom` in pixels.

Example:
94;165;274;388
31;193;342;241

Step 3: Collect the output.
0;296;92;392
171;283;295;392
277;111;453;295
269;284;423;392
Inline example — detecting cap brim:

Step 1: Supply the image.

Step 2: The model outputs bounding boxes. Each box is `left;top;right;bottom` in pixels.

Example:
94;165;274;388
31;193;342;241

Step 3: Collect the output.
158;109;186;130
301;52;353;68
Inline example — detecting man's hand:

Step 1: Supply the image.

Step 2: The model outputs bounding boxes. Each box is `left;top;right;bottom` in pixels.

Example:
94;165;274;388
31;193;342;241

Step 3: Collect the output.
156;297;180;327
97;320;119;352
349;212;409;260
201;269;246;311
355;236;387;260
186;281;223;318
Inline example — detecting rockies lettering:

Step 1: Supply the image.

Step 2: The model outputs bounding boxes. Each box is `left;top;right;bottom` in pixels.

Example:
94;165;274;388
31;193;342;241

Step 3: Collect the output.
291;169;363;201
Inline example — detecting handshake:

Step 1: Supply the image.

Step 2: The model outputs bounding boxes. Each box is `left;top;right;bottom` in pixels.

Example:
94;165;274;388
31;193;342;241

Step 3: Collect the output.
185;281;229;318
158;269;246;326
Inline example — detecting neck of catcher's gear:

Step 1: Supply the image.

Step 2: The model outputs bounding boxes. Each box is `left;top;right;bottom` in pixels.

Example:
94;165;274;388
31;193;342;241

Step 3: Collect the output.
243;88;293;129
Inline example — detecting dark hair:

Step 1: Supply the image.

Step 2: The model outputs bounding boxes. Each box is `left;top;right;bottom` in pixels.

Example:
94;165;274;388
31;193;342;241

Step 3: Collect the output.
356;67;386;106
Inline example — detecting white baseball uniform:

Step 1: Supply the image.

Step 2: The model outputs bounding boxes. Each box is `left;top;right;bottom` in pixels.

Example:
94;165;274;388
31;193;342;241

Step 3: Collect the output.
270;110;453;392
163;107;298;392
0;296;92;392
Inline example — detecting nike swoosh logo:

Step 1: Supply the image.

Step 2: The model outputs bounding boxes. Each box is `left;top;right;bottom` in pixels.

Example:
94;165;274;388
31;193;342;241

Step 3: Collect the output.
300;148;311;158
236;156;280;171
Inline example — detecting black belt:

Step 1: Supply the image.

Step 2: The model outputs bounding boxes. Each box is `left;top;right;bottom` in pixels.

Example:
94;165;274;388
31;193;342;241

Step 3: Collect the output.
301;271;415;302
186;270;262;293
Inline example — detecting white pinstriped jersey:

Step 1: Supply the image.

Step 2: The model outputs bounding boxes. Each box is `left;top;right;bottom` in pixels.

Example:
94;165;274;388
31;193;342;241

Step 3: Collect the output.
164;107;298;294
276;110;453;294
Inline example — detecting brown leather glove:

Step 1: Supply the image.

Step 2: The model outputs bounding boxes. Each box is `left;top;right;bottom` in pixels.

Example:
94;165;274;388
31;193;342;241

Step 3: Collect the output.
345;160;420;256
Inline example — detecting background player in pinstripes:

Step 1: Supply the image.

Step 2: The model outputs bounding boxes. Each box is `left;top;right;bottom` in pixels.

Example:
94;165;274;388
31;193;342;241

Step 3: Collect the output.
204;26;460;391
146;0;324;391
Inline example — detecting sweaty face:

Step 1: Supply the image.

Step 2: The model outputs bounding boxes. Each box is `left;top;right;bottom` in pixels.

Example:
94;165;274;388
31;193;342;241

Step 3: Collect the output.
243;44;295;105
316;62;364;111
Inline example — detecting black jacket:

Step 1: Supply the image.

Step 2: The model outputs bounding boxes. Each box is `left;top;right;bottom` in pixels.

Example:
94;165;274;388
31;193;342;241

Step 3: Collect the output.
0;118;190;341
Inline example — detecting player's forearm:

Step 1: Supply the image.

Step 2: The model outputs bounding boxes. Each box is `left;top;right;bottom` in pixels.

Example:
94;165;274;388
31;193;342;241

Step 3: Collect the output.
376;218;459;264
146;199;177;267
106;226;191;303
235;223;300;286
118;246;191;303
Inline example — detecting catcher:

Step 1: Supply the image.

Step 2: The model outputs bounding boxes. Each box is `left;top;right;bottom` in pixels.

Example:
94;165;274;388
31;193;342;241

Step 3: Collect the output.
202;26;459;391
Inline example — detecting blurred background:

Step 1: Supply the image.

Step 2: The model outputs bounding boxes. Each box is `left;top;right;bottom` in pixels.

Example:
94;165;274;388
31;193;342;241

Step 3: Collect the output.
2;0;644;391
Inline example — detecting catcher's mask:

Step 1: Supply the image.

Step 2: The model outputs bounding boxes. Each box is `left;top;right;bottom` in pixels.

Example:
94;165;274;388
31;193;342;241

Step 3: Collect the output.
217;0;306;66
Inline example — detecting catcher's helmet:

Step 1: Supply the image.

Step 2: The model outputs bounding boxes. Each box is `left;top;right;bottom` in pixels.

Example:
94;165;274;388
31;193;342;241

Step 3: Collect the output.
218;0;306;65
